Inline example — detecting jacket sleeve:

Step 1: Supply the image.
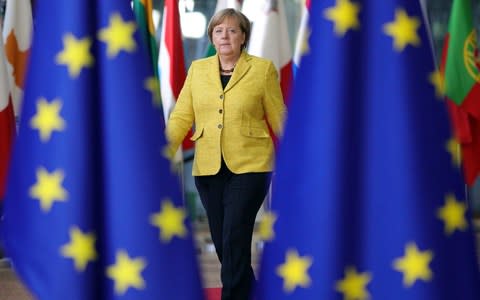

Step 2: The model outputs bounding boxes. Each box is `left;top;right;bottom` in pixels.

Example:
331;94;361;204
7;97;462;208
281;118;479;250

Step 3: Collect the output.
165;64;195;158
263;61;287;138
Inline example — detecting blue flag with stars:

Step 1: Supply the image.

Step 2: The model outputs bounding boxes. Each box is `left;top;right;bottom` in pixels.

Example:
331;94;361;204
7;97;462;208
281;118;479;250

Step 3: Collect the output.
255;0;480;299
2;1;204;300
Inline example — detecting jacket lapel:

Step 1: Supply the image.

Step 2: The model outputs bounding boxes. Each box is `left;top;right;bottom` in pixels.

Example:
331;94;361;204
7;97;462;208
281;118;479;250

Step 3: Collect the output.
206;56;224;92
224;51;251;93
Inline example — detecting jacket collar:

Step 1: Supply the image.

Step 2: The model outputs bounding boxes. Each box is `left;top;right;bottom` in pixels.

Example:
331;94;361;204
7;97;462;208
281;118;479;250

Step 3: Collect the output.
209;51;252;93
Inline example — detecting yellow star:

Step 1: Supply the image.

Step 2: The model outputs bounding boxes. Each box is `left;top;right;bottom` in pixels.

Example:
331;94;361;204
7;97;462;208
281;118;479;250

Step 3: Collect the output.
55;33;94;78
29;167;67;212
429;69;445;98
276;249;313;293
383;9;421;51
393;242;433;287
258;211;277;241
144;77;161;108
150;199;187;242
335;267;372;300
98;13;137;58
324;0;361;36
437;193;468;235
446;138;462;167
106;250;146;295
30;98;66;142
60;226;97;271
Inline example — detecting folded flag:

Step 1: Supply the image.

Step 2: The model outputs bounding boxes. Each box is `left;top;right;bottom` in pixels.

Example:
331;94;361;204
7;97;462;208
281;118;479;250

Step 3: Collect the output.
255;0;480;299
3;1;204;299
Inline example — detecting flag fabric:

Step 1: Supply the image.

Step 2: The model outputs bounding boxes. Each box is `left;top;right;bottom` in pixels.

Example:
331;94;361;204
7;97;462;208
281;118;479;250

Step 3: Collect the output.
159;0;193;150
205;0;244;57
255;0;480;299
292;0;310;77
0;25;16;201
133;0;162;110
243;0;293;102
2;0;33;118
442;0;480;186
133;0;160;80
2;1;204;300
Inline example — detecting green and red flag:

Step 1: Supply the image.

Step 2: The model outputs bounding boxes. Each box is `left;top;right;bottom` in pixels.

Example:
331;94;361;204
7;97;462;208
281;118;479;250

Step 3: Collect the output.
442;0;480;186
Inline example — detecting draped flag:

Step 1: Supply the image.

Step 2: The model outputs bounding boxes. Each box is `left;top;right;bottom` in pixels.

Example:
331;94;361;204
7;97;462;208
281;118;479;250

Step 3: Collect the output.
205;0;244;57
133;0;159;80
0;25;16;201
2;0;33;118
255;1;480;299
159;0;193;150
3;1;204;299
133;0;162;109
441;0;480;186
244;0;293;102
292;0;311;77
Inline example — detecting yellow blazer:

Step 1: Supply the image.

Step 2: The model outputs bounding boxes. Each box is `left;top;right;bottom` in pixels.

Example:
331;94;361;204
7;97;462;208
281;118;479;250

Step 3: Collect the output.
166;51;286;176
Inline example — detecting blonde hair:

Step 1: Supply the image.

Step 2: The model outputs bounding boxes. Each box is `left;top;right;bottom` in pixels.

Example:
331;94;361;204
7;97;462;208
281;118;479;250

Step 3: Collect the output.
207;8;251;49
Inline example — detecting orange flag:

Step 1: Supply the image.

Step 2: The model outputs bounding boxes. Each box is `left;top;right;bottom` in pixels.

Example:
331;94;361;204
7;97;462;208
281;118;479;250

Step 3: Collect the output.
2;0;33;118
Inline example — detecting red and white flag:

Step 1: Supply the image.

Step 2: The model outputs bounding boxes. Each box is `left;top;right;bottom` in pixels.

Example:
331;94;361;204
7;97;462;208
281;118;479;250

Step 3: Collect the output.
159;0;193;150
243;0;293;103
2;0;33;118
0;25;16;200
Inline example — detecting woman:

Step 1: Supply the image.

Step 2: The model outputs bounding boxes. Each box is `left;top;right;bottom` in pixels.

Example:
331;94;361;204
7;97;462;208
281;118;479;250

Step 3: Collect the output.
166;8;286;300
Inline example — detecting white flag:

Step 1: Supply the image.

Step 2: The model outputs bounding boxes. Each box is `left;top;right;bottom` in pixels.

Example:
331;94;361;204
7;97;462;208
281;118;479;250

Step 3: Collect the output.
2;0;33;117
243;0;293;101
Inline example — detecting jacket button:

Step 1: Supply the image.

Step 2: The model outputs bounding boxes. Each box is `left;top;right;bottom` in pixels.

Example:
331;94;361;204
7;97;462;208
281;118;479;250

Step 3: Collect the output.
219;95;224;100
219;109;223;114
218;124;223;129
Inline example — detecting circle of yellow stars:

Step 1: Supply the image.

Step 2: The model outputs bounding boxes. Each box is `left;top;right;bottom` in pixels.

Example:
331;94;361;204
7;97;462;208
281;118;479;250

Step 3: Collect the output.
27;10;168;297
27;2;471;297
267;1;472;299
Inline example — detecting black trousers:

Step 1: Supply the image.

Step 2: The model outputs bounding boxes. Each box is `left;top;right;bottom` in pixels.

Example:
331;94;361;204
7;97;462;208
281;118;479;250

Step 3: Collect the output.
195;161;271;300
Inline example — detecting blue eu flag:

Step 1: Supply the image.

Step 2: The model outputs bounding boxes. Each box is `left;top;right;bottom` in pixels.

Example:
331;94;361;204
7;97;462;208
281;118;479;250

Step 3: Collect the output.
255;0;480;299
2;1;204;300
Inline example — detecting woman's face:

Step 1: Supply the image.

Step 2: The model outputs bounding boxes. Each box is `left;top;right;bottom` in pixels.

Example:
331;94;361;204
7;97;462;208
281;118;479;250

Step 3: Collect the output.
212;17;245;58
